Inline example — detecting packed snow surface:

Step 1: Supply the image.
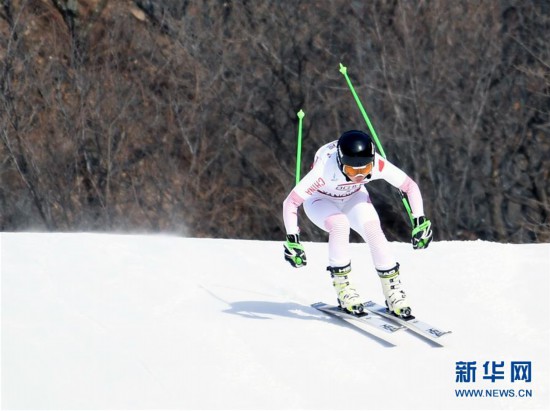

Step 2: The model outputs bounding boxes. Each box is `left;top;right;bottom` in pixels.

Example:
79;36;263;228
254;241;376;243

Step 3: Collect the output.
1;233;549;409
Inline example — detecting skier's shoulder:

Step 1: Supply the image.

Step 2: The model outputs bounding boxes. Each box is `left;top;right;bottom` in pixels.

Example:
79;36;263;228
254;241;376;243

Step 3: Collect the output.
371;153;408;184
313;140;338;167
373;153;402;172
373;153;388;173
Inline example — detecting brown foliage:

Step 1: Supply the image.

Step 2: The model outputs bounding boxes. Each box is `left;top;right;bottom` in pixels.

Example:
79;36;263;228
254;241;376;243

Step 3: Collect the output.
1;0;549;242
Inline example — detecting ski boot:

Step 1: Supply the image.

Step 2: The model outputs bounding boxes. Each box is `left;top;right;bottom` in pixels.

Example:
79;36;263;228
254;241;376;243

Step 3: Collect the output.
328;263;364;314
377;263;412;318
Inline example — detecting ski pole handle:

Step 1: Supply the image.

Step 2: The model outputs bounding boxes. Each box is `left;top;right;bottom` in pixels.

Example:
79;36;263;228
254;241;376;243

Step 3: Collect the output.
296;109;305;185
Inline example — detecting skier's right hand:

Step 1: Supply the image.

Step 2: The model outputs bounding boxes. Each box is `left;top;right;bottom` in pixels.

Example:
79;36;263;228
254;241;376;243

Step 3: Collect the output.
284;234;307;268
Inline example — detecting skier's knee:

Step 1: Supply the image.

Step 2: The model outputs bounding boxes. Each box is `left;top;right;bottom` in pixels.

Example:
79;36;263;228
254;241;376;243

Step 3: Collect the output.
324;213;350;234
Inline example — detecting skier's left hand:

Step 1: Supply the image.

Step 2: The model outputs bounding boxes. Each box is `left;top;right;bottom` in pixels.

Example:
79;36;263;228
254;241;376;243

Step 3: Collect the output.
412;216;432;249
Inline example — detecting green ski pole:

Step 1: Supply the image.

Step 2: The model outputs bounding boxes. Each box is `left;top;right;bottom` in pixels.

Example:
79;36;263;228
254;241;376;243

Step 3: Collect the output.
339;63;414;226
295;109;305;185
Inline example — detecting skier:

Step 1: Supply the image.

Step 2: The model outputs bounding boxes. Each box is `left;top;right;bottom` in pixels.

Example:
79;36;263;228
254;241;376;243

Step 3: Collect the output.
282;130;432;317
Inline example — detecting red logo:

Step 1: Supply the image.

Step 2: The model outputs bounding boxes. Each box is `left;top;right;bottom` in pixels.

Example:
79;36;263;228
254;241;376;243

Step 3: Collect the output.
305;177;326;195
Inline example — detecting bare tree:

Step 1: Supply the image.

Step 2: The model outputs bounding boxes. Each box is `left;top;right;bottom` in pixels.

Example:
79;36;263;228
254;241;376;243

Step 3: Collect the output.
1;0;548;243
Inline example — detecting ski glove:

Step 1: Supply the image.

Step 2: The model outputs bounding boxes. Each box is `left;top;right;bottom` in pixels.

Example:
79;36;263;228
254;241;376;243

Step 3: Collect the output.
284;234;307;268
412;216;433;249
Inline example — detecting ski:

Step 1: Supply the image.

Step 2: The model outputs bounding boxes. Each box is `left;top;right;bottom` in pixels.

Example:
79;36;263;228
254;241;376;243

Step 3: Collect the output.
312;302;404;334
364;301;452;339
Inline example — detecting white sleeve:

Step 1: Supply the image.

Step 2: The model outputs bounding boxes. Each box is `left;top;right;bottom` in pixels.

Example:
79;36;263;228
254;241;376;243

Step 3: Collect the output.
372;156;408;187
375;156;425;217
282;165;326;234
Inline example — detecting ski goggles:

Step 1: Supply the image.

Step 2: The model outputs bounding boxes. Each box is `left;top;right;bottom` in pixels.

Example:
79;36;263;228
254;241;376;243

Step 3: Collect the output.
343;162;373;177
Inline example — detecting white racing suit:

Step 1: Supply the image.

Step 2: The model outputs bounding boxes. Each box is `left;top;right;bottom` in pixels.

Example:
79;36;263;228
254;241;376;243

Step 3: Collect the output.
283;140;425;272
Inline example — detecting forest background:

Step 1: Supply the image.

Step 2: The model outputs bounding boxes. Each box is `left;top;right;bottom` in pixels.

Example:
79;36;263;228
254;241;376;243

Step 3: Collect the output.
1;0;548;243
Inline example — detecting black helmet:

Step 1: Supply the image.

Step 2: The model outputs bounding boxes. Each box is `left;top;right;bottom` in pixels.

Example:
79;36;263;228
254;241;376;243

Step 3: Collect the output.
337;130;375;167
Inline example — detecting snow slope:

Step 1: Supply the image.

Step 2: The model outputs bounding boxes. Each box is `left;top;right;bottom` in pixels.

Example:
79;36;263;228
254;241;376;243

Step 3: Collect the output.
1;233;549;410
